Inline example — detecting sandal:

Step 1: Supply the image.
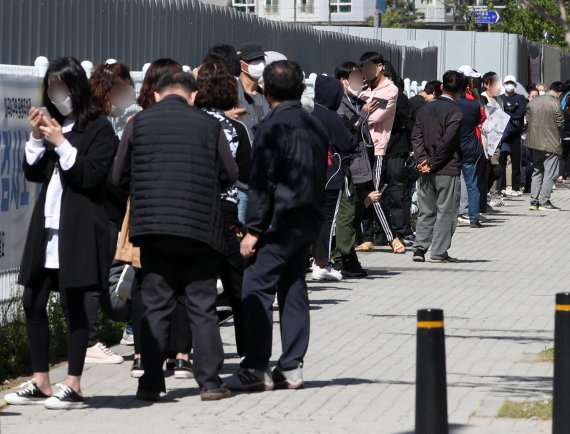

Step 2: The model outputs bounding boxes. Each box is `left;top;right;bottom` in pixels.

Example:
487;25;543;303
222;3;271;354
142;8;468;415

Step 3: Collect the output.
390;238;406;254
355;242;374;252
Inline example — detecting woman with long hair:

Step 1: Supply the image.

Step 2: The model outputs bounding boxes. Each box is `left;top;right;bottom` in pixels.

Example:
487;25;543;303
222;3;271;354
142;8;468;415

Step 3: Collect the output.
5;57;115;409
79;60;136;365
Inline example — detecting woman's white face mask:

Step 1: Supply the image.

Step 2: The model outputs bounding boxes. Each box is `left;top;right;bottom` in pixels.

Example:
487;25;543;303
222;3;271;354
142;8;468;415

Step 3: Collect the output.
47;82;73;116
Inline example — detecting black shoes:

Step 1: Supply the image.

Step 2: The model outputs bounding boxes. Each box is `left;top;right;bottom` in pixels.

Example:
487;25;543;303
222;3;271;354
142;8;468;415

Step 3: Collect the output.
541;200;560;211
200;384;232;401
131;358;144;378
412;250;425;262
470;221;482;228
174;359;194;379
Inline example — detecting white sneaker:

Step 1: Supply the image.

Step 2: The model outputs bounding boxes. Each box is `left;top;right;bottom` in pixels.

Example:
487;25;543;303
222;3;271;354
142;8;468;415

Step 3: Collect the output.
4;379;50;405
510;190;523;197
120;329;134;346
312;264;342;281
85;342;124;364
44;384;84;410
489;198;504;207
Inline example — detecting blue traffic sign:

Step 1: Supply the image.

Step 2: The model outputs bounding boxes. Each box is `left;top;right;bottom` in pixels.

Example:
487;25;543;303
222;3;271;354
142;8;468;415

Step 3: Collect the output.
466;9;501;24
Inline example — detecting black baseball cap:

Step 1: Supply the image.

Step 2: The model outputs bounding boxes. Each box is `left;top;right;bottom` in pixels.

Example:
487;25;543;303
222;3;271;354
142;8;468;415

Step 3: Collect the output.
237;44;265;62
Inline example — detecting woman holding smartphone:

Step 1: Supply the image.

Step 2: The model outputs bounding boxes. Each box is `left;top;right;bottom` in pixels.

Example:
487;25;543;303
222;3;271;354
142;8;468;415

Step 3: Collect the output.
5;57;115;409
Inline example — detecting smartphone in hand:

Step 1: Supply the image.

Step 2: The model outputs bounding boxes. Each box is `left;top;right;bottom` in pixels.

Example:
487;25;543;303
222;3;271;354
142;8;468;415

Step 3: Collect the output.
378;183;389;194
38;107;53;124
372;98;389;110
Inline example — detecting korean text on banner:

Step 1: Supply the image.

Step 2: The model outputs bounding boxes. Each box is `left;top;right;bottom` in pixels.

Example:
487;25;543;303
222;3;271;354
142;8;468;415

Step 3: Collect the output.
0;75;42;271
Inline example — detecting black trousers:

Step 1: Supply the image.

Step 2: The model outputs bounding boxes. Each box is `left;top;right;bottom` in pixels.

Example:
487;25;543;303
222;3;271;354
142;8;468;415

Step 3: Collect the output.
560;139;570;179
313;190;341;263
499;136;522;191
85;219;123;346
23;269;91;376
382;155;413;238
169;203;246;357
138;235;224;393
241;217;319;371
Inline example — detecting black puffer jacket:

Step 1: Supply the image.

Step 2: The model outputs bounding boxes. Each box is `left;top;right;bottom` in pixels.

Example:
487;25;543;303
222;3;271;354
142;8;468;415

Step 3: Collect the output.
129;95;238;252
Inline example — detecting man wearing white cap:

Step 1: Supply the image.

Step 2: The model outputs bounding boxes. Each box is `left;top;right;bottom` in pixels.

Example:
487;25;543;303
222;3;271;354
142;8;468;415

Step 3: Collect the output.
499;74;527;196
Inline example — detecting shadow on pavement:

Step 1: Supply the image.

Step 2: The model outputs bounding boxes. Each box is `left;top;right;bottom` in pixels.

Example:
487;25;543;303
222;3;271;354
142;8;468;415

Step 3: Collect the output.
394;423;474;434
86;387;202;409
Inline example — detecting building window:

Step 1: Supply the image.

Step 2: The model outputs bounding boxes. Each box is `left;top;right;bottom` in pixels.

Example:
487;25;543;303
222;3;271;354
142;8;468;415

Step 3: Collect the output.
233;0;255;14
265;0;278;14
299;0;314;13
329;0;351;14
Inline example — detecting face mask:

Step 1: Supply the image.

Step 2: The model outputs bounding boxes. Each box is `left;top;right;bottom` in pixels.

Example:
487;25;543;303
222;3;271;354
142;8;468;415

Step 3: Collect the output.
51;95;73;116
348;86;361;98
539;91;546;96
504;84;516;93
244;60;265;80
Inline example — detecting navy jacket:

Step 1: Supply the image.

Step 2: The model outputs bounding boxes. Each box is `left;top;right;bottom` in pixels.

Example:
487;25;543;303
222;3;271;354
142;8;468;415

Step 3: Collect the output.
246;100;329;235
455;96;483;160
312;75;355;190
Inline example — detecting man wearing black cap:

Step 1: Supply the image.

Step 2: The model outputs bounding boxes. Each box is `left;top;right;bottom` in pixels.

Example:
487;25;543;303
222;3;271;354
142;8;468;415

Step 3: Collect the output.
234;43;271;223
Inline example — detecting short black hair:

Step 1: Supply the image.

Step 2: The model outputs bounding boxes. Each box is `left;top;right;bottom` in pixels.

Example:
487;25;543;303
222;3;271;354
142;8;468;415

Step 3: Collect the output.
550;81;566;93
263;60;305;102
442;70;465;94
482;71;498;86
335;61;359;80
359;52;384;67
156;72;198;93
204;44;241;77
424;80;442;96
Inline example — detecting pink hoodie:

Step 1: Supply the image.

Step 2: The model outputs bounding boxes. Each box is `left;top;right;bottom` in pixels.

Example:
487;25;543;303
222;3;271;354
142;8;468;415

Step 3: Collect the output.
361;79;399;156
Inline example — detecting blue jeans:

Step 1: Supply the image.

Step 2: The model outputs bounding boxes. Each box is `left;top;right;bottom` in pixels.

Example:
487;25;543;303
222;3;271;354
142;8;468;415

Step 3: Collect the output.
237;187;248;225
461;155;481;223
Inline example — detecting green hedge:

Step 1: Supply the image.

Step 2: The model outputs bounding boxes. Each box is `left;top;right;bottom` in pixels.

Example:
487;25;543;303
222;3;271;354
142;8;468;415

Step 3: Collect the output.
0;293;125;384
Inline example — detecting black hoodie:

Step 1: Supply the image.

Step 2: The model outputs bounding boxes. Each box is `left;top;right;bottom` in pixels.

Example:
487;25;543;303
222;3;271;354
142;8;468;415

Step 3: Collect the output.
312;75;355;190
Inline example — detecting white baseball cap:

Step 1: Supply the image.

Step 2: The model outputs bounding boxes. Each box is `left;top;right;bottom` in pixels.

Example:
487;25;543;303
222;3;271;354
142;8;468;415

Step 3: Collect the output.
503;75;517;84
457;65;481;78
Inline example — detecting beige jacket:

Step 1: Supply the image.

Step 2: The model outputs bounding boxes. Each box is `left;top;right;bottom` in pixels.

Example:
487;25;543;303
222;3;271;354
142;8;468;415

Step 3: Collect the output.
526;94;564;155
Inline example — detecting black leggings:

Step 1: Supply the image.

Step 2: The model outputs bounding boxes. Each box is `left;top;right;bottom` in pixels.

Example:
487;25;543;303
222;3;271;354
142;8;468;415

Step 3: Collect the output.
23;269;91;376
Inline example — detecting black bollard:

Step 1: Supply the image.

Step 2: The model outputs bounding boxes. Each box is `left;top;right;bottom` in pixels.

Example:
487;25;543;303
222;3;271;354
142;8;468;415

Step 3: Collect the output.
415;308;448;434
553;293;570;434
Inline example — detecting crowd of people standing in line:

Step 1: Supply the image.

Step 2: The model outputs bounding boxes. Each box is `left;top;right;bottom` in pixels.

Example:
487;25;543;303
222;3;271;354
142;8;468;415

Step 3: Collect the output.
4;42;568;408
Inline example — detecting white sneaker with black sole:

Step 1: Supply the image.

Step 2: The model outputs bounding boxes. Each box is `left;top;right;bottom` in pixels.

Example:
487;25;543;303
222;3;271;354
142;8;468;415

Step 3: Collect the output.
4;379;50;405
44;384;84;410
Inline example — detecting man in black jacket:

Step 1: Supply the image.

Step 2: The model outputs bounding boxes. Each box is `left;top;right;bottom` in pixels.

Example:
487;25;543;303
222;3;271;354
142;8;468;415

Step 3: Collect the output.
129;72;238;401
225;61;328;392
411;71;464;263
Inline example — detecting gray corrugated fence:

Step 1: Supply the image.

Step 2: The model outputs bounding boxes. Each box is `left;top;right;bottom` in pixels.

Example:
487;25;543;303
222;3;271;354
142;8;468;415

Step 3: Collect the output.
0;0;436;81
